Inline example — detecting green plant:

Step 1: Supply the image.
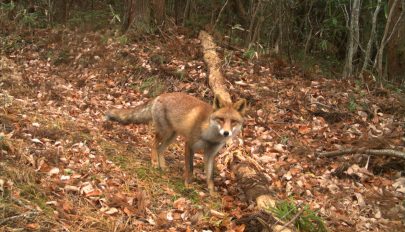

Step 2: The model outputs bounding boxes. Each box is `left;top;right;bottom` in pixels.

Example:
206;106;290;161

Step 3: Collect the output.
269;199;327;232
243;47;257;60
52;50;71;65
137;76;165;97
108;4;120;24
118;35;128;45
0;1;15;15
19;9;47;29
348;96;358;112
1;35;26;54
68;10;110;30
280;136;289;145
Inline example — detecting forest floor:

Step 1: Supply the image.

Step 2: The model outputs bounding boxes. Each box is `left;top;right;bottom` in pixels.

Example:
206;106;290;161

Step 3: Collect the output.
1;27;405;232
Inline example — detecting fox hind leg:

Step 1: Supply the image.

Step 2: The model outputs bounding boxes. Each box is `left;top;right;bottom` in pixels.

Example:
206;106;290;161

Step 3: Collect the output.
151;131;176;170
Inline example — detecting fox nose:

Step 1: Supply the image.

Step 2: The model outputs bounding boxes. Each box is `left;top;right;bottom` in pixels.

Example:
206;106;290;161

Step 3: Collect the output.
223;131;229;137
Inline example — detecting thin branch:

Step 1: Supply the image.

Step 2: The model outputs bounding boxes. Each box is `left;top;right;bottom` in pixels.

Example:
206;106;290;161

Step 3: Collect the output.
383;0;405;47
212;0;229;32
360;0;382;77
317;148;405;159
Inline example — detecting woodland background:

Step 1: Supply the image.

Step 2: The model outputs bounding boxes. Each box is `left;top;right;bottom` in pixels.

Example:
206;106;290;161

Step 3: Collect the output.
2;0;405;83
1;0;405;231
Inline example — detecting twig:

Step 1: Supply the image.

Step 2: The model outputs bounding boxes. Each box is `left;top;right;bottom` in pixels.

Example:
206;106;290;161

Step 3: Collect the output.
212;0;229;32
0;211;40;225
365;155;371;169
256;216;272;231
317;148;405;159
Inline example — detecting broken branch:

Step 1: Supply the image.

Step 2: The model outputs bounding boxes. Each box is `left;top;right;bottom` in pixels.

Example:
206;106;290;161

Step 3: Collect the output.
0;211;40;225
317;148;405;159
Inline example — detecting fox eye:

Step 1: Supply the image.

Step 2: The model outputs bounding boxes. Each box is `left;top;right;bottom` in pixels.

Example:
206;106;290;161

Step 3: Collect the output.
215;118;224;124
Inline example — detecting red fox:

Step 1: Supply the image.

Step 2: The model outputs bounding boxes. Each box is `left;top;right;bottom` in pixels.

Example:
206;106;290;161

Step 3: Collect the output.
106;92;246;195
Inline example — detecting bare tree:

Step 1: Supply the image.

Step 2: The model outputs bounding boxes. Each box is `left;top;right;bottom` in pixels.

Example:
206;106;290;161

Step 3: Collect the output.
122;0;151;33
374;0;404;78
359;0;382;78
343;0;361;78
151;0;165;25
122;0;137;33
386;0;405;82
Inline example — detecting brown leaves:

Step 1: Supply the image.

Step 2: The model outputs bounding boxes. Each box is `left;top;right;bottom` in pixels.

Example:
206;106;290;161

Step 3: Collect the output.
1;27;404;232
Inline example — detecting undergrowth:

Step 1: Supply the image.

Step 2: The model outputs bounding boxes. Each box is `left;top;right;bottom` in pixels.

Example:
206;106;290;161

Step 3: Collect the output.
268;198;328;232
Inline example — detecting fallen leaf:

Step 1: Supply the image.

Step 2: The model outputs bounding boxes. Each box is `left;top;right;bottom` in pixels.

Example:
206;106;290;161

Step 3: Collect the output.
354;193;366;208
104;207;119;215
62;201;74;213
173;197;187;211
26;223;40;230
48;167;60;176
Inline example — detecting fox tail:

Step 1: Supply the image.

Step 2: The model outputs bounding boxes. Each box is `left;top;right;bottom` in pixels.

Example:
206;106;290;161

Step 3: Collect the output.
106;102;153;125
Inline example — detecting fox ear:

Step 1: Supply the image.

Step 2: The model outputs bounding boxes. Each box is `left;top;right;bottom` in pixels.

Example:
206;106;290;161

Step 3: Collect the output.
213;94;222;110
233;99;247;115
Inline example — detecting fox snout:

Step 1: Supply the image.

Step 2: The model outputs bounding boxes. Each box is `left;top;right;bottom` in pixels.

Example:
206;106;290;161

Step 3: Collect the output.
219;129;232;137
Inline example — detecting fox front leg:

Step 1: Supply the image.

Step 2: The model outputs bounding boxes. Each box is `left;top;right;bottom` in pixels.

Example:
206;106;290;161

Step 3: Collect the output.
204;143;224;196
184;142;195;187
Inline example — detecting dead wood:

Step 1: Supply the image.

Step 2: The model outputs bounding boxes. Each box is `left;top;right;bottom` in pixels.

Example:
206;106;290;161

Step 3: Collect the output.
317;148;405;159
199;29;274;201
198;30;232;103
0;211;40;226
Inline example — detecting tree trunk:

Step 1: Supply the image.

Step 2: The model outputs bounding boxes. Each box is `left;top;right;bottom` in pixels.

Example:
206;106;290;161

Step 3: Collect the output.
51;0;69;23
151;0;165;25
375;0;404;79
246;0;262;46
360;0;382;78
343;0;361;78
122;0;150;33
387;0;405;82
182;0;191;26
122;0;136;33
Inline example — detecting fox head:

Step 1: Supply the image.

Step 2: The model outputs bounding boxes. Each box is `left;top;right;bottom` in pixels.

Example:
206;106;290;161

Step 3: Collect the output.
210;95;247;138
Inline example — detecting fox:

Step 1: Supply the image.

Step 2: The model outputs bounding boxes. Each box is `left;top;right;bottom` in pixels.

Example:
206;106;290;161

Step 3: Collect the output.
106;92;246;195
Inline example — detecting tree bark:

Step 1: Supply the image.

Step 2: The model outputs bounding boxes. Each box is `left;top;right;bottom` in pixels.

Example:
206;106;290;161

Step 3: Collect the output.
375;0;404;78
51;0;69;23
151;0;165;25
343;0;361;78
387;0;405;82
199;30;232;103
122;0;136;33
182;0;191;26
360;0;382;78
122;0;150;33
246;0;262;45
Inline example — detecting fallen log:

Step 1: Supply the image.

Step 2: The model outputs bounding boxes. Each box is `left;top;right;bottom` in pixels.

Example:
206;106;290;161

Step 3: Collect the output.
199;30;293;231
198;30;232;103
